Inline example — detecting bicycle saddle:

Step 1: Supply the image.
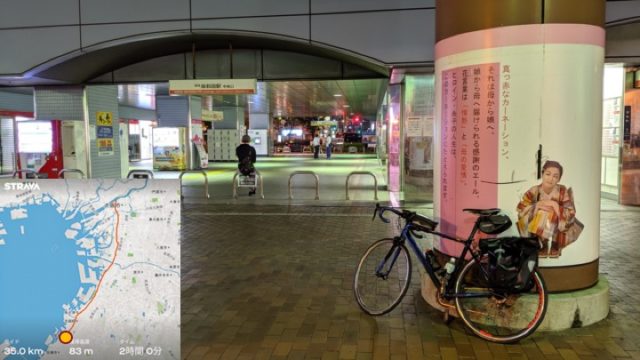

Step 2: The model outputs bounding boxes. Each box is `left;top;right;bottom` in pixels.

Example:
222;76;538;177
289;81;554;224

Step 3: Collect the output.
463;208;501;216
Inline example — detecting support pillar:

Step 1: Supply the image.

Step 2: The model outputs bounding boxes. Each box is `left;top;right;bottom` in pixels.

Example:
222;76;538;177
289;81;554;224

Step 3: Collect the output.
433;0;605;292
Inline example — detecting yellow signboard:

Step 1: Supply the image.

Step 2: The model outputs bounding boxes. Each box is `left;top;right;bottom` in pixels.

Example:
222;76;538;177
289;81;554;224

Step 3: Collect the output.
96;112;113;126
202;109;224;121
311;120;337;127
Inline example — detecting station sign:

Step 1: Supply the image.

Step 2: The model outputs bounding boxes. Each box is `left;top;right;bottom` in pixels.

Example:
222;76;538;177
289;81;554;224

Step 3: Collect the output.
169;79;257;95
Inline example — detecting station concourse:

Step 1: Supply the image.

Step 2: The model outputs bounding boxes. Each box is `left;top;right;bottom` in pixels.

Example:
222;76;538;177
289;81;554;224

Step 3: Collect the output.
177;171;640;359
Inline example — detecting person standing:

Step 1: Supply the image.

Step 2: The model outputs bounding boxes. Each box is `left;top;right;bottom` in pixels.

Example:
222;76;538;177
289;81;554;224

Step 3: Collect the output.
236;135;257;195
325;134;332;159
312;132;321;159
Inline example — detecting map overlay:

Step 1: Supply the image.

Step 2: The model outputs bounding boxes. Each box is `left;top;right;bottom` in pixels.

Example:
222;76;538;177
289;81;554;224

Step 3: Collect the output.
0;179;180;359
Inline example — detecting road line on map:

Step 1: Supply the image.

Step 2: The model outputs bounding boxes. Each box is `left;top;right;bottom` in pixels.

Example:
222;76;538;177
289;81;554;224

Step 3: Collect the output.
67;204;121;333
186;212;373;217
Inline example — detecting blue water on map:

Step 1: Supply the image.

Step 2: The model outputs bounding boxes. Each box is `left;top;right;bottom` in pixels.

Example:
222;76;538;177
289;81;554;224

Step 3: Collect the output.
0;199;88;359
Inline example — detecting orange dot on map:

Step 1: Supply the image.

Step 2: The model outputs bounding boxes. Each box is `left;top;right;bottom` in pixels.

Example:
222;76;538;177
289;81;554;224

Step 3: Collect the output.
58;330;73;344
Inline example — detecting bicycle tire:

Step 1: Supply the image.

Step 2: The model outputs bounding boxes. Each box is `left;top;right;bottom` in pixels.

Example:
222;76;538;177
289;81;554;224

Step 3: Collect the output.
454;255;548;343
353;238;412;316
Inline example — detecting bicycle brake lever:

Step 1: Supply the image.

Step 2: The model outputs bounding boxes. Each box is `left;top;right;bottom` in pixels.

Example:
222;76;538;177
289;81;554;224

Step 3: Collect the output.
372;203;380;221
378;209;390;223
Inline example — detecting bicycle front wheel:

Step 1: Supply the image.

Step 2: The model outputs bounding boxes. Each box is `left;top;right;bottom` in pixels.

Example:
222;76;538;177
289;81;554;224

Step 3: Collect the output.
353;238;412;316
454;256;548;343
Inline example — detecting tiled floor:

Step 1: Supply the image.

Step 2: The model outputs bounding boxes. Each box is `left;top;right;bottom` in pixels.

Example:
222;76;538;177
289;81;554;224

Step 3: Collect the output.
180;200;640;359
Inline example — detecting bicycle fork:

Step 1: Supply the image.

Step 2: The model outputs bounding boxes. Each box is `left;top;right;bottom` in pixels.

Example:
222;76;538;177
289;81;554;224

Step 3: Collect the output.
375;237;403;280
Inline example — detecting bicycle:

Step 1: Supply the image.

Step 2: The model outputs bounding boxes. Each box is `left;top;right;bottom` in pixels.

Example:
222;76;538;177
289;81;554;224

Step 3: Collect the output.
353;204;548;343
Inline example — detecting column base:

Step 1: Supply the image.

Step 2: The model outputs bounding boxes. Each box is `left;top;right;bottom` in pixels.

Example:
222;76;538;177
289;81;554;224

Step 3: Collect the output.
420;272;610;331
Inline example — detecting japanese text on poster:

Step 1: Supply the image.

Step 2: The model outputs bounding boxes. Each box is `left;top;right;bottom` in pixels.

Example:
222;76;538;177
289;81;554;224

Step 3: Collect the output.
440;63;500;238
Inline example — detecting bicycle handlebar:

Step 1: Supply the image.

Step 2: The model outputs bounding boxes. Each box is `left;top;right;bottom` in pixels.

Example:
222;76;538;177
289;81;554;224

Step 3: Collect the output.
373;203;404;223
373;203;438;233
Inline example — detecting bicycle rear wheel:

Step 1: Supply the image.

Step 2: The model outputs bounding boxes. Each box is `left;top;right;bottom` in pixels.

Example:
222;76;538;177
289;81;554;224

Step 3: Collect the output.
454;256;547;343
353;238;412;316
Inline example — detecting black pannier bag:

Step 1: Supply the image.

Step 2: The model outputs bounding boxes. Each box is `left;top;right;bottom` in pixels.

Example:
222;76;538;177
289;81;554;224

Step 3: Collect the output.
478;236;540;292
238;156;254;176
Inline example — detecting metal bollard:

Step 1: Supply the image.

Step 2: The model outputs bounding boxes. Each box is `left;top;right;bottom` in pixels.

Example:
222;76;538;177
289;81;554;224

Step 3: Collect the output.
345;171;378;200
288;171;320;200
127;170;155;179
12;169;39;179
179;170;210;199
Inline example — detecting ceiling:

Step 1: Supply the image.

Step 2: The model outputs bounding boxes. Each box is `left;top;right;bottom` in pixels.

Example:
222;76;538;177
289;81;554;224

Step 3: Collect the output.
117;78;388;119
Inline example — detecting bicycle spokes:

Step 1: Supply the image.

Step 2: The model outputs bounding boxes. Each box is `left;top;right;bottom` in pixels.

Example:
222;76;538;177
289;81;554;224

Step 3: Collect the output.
375;245;402;279
454;257;547;343
353;239;412;316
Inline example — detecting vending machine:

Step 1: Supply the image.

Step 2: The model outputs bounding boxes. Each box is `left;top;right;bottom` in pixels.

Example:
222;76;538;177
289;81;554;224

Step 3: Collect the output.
16;120;63;178
152;127;187;171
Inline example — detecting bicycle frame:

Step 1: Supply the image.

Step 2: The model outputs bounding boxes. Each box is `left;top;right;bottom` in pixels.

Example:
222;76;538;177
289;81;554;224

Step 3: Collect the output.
391;219;492;299
362;206;548;343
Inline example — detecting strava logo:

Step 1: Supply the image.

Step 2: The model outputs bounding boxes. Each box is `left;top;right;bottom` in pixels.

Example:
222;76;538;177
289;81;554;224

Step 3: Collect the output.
3;182;41;191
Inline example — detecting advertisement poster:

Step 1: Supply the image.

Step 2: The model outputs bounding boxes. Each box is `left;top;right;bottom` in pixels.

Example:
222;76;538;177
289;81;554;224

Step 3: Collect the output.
192;135;209;169
97;139;114;156
406;116;424;137
621;90;640;205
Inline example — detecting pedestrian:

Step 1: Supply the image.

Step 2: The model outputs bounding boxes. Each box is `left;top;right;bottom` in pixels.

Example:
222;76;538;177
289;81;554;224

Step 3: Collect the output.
312;132;321;159
236;135;257;196
325;134;332;159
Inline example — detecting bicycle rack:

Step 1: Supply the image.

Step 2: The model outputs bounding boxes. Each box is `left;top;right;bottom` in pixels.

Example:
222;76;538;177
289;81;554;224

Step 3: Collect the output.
345;171;378;200
179;170;210;199
232;170;264;199
127;170;154;179
12;169;39;179
288;171;320;200
58;168;85;179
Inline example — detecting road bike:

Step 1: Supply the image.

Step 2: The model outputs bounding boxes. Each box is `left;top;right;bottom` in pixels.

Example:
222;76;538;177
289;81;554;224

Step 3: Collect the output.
353;204;548;343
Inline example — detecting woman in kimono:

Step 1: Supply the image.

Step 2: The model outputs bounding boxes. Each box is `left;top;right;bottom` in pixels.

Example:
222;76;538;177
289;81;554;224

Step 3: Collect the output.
516;161;579;257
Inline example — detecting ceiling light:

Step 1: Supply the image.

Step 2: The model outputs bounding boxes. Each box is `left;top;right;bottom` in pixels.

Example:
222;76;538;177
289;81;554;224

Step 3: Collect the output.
333;94;342;97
